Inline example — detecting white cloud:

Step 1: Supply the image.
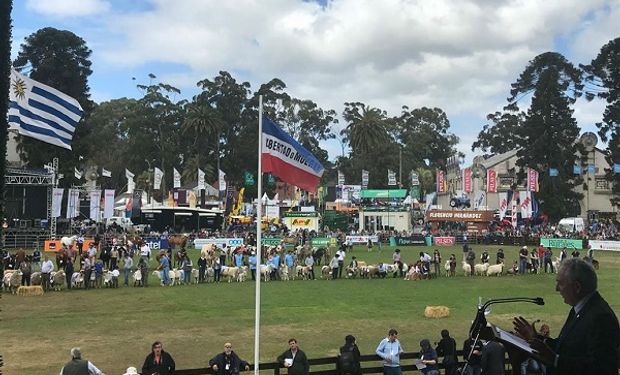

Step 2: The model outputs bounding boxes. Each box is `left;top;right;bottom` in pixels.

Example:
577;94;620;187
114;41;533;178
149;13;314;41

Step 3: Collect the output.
32;0;617;160
26;0;110;18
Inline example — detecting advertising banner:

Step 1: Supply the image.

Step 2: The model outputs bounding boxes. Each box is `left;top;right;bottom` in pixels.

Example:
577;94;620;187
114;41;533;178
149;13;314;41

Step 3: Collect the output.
539;238;583;249
362;170;369;187
345;235;379;244
338;170;345;186
436;170;446;193
463;168;472;193
527;168;539;192
310;237;338;247
433;237;455;246
143;236;171;250
193;238;245;249
587;240;620;252
66;189;80;218
89;190;101;220
104;189;115;219
486;169;497;193
426;210;495;222
393;235;426;246
52;188;63;218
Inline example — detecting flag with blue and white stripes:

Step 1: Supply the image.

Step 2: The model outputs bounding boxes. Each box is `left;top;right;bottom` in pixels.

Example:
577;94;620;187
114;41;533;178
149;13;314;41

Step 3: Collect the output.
8;69;83;150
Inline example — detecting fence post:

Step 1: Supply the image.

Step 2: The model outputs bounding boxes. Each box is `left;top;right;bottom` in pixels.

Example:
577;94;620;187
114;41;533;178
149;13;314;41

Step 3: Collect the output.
274;365;280;375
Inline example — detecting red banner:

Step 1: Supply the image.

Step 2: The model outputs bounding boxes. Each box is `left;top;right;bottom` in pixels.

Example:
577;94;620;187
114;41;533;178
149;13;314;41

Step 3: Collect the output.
433;236;455;246
463;168;472;193
486;169;497;193
436;170;446;193
527;168;539;192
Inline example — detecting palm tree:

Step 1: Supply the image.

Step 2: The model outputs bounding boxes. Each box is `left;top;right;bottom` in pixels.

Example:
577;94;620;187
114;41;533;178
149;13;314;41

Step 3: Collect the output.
340;102;390;155
183;100;225;178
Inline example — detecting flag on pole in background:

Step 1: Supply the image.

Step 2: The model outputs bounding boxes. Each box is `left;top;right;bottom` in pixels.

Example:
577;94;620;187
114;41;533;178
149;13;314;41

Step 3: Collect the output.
125;169;135;193
154;167;163;190
101;168;112;178
463;168;472;193
218;169;227;191
173;168;181;188
388;169;397;186
549;168;559;177
261;117;324;193
486;169;497;192
74;167;82;180
8;69;83;150
338;170;345;186
52;188;64;218
198;168;205;190
89;190;101;220
362;170;369;188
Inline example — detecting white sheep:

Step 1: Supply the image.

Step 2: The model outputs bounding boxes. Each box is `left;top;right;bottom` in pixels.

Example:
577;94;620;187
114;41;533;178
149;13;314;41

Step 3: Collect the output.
444;260;451;276
474;263;489;276
51;270;66;291
132;270;142;286
462;261;472;276
486;263;504;276
191;269;199;284
260;264;275;282
279;264;289;281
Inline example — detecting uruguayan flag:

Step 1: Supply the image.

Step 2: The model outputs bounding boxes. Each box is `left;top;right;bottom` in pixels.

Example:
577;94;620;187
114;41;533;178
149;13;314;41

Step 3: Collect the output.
8;69;83;150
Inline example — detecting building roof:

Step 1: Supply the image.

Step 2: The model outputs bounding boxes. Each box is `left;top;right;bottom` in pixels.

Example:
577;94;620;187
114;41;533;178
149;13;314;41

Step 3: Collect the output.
478;149;519;169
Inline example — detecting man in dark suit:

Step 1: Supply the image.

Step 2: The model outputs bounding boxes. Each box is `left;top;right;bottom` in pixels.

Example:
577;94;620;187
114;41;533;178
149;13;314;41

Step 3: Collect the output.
277;338;309;375
481;340;505;375
514;258;619;374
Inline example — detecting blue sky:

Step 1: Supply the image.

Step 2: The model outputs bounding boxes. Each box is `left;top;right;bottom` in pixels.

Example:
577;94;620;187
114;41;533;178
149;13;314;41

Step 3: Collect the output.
11;0;620;163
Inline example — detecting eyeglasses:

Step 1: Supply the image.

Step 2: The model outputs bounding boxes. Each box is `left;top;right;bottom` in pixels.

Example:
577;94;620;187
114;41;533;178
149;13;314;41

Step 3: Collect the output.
224;345;232;348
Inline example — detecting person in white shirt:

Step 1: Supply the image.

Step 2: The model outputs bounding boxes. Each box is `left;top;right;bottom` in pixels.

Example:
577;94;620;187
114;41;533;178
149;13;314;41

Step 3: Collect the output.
336;248;346;278
40;256;54;292
59;347;105;375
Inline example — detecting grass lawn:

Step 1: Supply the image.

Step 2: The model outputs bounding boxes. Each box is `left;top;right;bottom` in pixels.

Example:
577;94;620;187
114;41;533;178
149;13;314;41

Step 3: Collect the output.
2;244;619;375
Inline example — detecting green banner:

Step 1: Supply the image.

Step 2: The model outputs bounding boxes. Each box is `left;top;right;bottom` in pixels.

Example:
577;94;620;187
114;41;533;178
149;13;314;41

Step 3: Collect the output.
310;237;337;247
360;189;407;199
540;238;583;249
283;211;318;217
261;237;283;246
244;171;255;186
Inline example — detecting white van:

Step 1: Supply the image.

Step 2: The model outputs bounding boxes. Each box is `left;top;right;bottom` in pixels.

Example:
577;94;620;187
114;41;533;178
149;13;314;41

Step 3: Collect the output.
105;216;134;230
558;217;585;233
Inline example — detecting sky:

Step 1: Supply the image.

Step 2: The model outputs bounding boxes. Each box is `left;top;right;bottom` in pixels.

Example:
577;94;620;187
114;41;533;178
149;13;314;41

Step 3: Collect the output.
10;0;620;164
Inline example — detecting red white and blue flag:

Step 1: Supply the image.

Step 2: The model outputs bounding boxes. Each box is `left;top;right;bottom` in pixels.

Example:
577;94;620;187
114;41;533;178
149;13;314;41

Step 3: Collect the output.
261;117;324;193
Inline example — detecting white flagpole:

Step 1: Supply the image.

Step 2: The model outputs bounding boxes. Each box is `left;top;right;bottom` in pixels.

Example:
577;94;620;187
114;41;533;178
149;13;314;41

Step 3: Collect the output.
254;95;263;375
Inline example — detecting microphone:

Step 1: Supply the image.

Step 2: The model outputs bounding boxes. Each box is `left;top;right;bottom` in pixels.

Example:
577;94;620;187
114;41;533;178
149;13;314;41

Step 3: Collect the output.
470;297;544;337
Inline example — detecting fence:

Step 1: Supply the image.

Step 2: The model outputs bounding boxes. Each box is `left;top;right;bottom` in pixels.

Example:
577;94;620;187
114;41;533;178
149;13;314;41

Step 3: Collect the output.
173;350;513;375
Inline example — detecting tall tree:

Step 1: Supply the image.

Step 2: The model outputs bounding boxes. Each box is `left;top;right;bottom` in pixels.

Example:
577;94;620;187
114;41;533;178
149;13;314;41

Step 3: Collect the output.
395;106;459;169
0;0;13;241
12;27;93;180
583;37;620;205
510;52;584;219
341;102;391;155
472;111;525;156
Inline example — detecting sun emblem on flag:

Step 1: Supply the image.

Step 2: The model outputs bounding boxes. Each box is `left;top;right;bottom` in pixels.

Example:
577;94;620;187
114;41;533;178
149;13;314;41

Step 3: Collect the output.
11;76;27;100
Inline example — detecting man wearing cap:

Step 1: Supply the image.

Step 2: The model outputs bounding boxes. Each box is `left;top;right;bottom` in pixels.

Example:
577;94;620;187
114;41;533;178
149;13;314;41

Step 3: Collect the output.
209;342;250;375
59;347;104;375
518;246;529;275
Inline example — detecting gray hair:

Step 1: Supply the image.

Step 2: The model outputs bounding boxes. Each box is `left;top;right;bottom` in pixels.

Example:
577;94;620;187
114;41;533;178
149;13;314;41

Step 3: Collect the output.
70;347;81;359
559;258;597;294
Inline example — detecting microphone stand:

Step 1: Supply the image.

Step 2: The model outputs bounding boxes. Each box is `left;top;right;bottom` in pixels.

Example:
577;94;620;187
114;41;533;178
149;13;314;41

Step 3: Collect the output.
460;297;544;375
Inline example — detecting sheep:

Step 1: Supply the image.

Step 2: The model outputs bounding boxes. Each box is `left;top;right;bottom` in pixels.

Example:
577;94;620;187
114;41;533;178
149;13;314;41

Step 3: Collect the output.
3;270;21;294
30;272;42;286
321;265;332;280
191;269;199;284
237;266;249;282
474;263;489;276
552;256;561;272
132;270;142;286
260;264;275;282
51;270;66;291
404;265;422;281
71;272;84;288
486;263;504;276
295;265;309;280
462;261;472;276
103;271;114;287
279;264;289;281
220;266;240;283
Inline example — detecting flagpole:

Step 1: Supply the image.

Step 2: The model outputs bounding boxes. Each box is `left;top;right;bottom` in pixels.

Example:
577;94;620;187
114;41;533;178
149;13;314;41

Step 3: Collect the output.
254;95;263;375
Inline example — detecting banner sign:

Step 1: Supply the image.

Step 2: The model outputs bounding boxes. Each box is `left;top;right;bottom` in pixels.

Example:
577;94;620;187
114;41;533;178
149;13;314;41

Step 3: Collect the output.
345;235;379;244
52;188;63;218
539;238;583;249
388;169;397;186
283;211;318;217
66;189;80;218
104;189;115;219
433;236;455;246
426;210;495;222
173;168;181;188
193;238;245;249
89;190;101;220
338;170;345;186
486;169;497;192
310;237;338;247
527;168;539;192
218;169;227;191
261;237;284;246
198;168;205;190
143;236;170;250
393;235;426;246
362;170;369;187
154;167;163;190
436;170;446;193
588;240;620;252
410;171;419;186
463;168;472;193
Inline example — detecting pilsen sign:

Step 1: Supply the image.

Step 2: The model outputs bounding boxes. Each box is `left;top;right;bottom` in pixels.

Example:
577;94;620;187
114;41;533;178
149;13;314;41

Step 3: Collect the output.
426;210;495;222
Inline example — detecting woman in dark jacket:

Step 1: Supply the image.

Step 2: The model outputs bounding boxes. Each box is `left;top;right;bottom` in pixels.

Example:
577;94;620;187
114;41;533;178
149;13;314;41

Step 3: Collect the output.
435;329;457;375
142;341;175;375
338;335;361;375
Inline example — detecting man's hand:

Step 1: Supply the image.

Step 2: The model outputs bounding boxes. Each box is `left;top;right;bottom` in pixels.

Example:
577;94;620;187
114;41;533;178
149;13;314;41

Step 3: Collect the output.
513;316;536;341
384;357;392;364
245;365;250;371
212;364;219;371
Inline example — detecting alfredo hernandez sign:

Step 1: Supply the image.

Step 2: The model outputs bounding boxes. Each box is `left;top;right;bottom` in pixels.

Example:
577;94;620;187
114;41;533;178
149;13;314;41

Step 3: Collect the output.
426;210;495;222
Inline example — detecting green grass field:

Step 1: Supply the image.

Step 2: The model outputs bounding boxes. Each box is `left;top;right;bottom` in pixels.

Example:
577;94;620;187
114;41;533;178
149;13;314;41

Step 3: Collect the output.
2;245;619;375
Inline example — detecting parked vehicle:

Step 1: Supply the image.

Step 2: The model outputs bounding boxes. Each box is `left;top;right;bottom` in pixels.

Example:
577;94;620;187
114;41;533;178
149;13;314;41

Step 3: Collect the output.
105;216;134;230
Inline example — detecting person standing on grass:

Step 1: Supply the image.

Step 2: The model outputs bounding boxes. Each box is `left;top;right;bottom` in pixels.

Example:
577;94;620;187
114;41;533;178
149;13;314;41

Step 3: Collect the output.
277;338;309;375
65;258;74;290
432;250;442;278
338;335;361;375
60;347;104;375
209;342;250;375
40;255;54;292
181;254;193;284
330;253;340;280
376;328;404;375
19;257;32;286
198;252;208;283
123;253;133;286
142;341;175;375
336;246;346;278
435;329;457;375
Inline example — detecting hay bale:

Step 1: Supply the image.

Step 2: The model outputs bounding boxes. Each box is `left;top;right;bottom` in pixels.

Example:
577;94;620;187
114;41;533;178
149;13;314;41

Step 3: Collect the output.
16;285;44;296
424;305;450;319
